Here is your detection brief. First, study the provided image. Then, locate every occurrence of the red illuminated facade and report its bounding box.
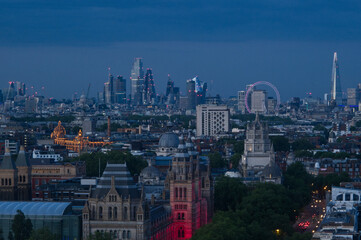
[166,140,213,239]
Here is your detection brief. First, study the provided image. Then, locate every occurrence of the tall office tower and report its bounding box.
[114,75,127,104]
[186,79,196,110]
[143,68,156,105]
[130,58,144,105]
[330,52,342,105]
[194,76,207,105]
[347,88,357,106]
[166,74,174,97]
[237,91,246,114]
[196,104,230,137]
[15,82,26,96]
[104,74,114,105]
[251,90,268,114]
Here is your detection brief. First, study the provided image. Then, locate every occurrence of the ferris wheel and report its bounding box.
[245,81,281,114]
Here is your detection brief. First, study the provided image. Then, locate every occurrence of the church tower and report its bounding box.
[16,146,31,200]
[168,138,212,239]
[0,148,18,200]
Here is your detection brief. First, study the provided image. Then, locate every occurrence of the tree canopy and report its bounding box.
[193,162,313,240]
[11,210,33,240]
[71,151,147,177]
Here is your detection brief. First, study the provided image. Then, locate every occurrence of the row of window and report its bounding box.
[96,229,131,239]
[175,204,187,210]
[91,206,138,221]
[1,178,12,186]
[336,193,360,201]
[175,187,187,199]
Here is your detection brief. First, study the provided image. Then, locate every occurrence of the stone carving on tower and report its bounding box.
[240,113,282,183]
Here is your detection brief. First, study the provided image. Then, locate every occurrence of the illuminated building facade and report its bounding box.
[166,139,213,239]
[51,121,111,153]
[143,68,156,105]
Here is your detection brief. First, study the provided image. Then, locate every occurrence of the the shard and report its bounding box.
[330,52,342,105]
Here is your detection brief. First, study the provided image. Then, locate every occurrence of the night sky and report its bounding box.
[1,0,361,100]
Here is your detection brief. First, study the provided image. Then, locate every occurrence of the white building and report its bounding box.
[251,90,267,114]
[32,149,63,162]
[196,104,230,137]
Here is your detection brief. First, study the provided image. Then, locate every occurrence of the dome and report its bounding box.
[140,165,161,179]
[158,133,179,148]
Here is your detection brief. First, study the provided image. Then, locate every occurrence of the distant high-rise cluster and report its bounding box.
[103,74,126,105]
[185,76,207,110]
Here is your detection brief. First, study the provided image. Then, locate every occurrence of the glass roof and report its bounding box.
[0,202,71,216]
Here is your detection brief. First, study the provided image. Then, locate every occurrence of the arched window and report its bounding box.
[108,207,112,219]
[184,188,187,199]
[336,194,343,201]
[179,187,182,198]
[92,206,96,219]
[9,179,11,186]
[99,206,103,219]
[124,207,128,220]
[23,176,26,182]
[1,179,3,185]
[109,195,112,202]
[175,187,178,198]
[202,177,205,188]
[133,206,137,220]
[114,207,117,219]
[178,227,185,238]
[122,230,126,239]
[353,194,359,201]
[127,230,131,238]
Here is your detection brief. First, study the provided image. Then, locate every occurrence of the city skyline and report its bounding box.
[1,46,361,102]
[1,1,361,101]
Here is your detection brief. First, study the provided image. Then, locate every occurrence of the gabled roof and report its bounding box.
[91,163,140,199]
[16,146,29,167]
[0,148,16,170]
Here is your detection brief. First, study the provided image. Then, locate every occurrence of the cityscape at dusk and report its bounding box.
[1,1,361,240]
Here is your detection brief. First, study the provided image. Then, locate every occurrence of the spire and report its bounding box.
[16,146,29,167]
[331,52,342,105]
[0,148,16,170]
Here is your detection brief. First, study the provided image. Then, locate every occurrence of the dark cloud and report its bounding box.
[1,0,361,45]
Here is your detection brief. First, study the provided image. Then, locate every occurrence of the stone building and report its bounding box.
[0,146,31,201]
[82,163,172,240]
[240,113,282,183]
[166,139,213,239]
[83,138,213,240]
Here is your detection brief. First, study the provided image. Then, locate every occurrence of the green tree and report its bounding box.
[8,232,14,240]
[283,162,313,211]
[29,228,60,240]
[208,152,226,168]
[270,136,290,152]
[73,151,147,177]
[214,176,247,211]
[233,141,244,155]
[12,210,33,240]
[291,139,314,151]
[229,153,241,169]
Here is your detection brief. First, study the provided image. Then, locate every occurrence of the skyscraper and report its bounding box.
[143,68,156,105]
[130,58,144,105]
[186,79,196,110]
[104,74,114,104]
[331,52,342,105]
[114,75,126,104]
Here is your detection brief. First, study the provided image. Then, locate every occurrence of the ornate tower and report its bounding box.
[0,148,18,200]
[168,138,213,239]
[16,146,31,200]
